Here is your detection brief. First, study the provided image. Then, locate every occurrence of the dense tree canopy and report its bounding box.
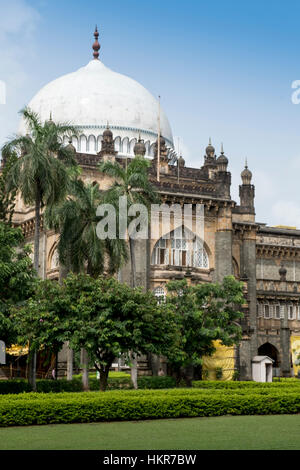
[12,274,178,391]
[0,223,36,345]
[165,276,244,383]
[0,151,18,224]
[64,274,177,391]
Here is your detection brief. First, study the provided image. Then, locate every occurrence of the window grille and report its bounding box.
[264,305,270,319]
[152,230,209,269]
[154,287,166,304]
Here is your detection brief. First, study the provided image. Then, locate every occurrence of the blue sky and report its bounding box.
[1,0,300,226]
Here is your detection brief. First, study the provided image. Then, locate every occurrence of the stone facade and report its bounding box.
[7,135,300,380]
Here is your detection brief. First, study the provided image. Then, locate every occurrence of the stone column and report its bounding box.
[214,207,233,282]
[238,336,252,380]
[241,231,258,367]
[280,304,291,377]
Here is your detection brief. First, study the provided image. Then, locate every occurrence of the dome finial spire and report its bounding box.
[93,25,101,60]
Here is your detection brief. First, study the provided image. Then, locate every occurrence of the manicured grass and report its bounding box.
[0,415,300,450]
[73,371,130,379]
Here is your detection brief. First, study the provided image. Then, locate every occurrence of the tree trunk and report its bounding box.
[129,237,138,389]
[99,366,110,392]
[29,190,41,392]
[130,352,138,390]
[28,347,37,391]
[81,348,89,391]
[66,342,73,381]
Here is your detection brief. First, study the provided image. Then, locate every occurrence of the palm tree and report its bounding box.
[46,178,128,390]
[99,155,159,388]
[2,107,78,390]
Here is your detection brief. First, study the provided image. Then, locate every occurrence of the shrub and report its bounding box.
[0,376,176,395]
[215,368,223,380]
[192,380,300,390]
[1,388,300,427]
[0,380,32,395]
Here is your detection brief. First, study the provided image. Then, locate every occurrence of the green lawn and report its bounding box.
[1,415,300,450]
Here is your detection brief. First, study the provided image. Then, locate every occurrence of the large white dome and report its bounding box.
[19,59,174,157]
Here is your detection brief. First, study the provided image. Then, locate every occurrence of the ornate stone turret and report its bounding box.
[241,160,252,185]
[98,125,117,161]
[204,138,217,166]
[239,160,255,214]
[216,143,228,172]
[134,135,146,157]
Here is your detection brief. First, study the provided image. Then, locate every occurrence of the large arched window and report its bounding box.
[151,227,209,269]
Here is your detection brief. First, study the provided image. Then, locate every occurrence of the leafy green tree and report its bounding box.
[45,178,128,277]
[0,223,36,346]
[11,280,69,366]
[99,156,159,287]
[64,274,177,392]
[0,150,18,224]
[99,156,159,387]
[45,178,128,389]
[2,107,78,390]
[165,276,244,385]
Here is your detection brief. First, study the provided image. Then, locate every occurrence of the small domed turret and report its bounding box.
[205,138,215,158]
[103,124,113,140]
[178,155,185,168]
[241,160,252,184]
[134,136,146,156]
[217,144,228,171]
[66,138,76,154]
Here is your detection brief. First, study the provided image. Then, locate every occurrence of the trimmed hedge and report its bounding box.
[1,388,300,427]
[192,380,300,390]
[0,376,176,395]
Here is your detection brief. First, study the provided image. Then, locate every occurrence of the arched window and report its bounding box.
[130,139,137,155]
[122,137,129,155]
[97,135,103,153]
[115,136,121,152]
[151,227,209,269]
[149,143,155,157]
[154,287,166,304]
[72,136,78,151]
[80,135,87,153]
[88,135,96,154]
[145,141,150,156]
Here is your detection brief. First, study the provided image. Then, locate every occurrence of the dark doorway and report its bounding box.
[258,343,280,368]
